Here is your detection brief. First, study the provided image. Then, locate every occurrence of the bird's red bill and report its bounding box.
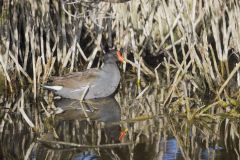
[119,128,128,141]
[116,51,124,63]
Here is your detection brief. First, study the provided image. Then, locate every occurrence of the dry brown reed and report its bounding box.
[0,0,239,116]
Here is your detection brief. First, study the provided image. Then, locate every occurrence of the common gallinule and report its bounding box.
[42,50,124,100]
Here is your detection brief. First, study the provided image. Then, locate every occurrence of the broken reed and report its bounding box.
[0,0,240,103]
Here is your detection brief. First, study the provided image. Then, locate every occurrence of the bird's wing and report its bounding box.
[50,68,101,88]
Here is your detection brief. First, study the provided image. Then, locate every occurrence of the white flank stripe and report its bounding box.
[71,88,84,92]
[44,85,63,91]
[70,85,94,93]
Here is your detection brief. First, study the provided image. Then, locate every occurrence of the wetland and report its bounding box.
[1,0,240,159]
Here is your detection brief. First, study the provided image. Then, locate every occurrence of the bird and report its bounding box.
[42,50,124,100]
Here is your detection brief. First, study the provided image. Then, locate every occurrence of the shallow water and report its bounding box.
[0,86,239,160]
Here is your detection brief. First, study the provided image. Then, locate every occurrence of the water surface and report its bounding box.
[0,85,239,160]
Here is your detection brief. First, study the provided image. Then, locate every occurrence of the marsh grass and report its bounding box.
[0,0,239,105]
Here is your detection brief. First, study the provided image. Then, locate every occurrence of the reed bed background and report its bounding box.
[0,1,240,113]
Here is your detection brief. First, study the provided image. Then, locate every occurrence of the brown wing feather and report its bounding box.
[50,68,100,88]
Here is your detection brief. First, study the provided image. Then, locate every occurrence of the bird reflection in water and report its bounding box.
[54,96,122,142]
[49,97,122,159]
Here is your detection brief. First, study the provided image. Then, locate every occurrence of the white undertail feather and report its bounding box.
[43,85,63,91]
